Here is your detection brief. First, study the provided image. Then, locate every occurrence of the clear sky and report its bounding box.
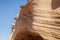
[0,0,27,40]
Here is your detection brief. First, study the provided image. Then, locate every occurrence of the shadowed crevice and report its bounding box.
[51,0,60,10]
[14,28,44,40]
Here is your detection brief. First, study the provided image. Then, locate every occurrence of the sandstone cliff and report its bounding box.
[9,0,60,40]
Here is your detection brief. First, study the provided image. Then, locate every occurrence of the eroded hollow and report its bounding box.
[14,26,44,40]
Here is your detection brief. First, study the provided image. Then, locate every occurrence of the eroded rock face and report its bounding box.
[32,0,60,40]
[14,26,44,40]
[9,0,60,40]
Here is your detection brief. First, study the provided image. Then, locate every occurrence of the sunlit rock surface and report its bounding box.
[8,0,60,40]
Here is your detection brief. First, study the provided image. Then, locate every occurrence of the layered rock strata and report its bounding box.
[8,0,60,40]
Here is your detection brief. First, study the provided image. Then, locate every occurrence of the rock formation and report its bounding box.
[8,0,60,40]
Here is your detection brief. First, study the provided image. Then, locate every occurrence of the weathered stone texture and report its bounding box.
[8,0,60,40]
[32,0,60,40]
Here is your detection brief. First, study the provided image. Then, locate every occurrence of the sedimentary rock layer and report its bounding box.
[9,0,60,40]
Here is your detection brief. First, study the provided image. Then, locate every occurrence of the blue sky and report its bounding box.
[0,0,27,40]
